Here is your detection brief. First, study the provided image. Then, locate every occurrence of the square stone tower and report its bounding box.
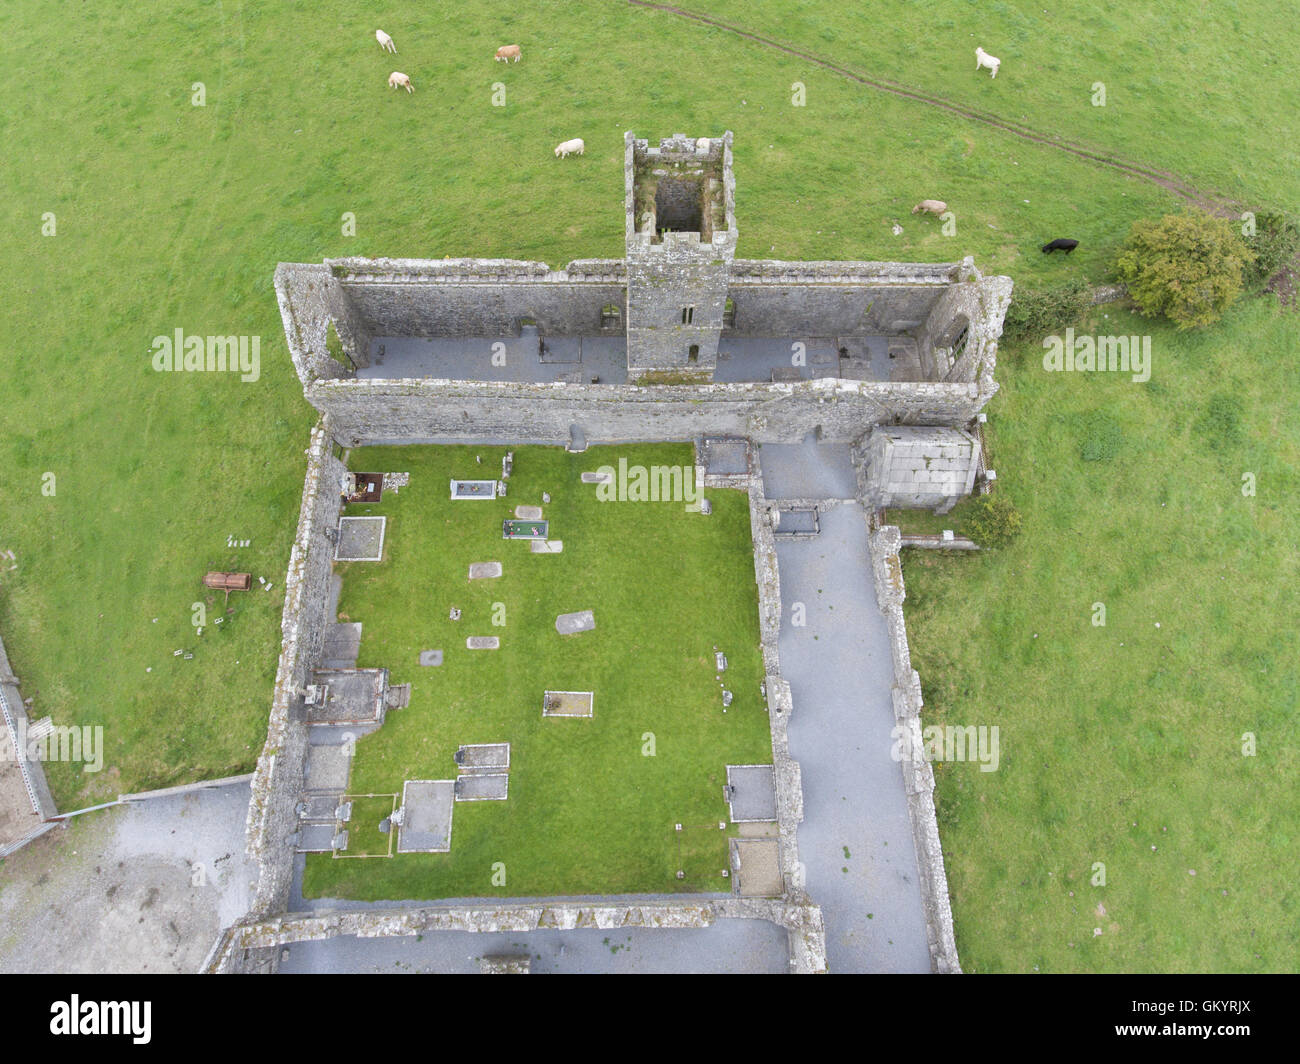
[624,131,737,380]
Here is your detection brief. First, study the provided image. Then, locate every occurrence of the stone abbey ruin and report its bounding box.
[210,133,1013,973]
[275,132,1010,467]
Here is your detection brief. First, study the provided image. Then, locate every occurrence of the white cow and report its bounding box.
[975,46,1001,78]
[388,71,413,93]
[376,29,396,54]
[911,199,947,216]
[554,138,585,158]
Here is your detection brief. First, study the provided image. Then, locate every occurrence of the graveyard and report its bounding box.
[301,442,773,901]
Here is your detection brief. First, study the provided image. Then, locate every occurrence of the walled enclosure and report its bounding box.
[274,256,1010,447]
[273,130,1012,432]
[233,131,1011,972]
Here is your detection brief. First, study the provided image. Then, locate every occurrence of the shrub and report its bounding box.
[1114,211,1255,329]
[965,493,1022,548]
[1242,210,1300,290]
[1001,277,1095,347]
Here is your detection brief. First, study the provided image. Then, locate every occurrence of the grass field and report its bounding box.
[686,0,1300,209]
[0,0,1295,969]
[901,299,1300,972]
[302,443,770,900]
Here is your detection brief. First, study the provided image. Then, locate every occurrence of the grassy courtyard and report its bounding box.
[302,443,771,900]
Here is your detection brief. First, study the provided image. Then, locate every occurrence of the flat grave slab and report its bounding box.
[320,622,362,669]
[455,742,511,771]
[455,773,510,801]
[467,636,500,650]
[542,690,594,718]
[581,470,612,484]
[305,669,388,725]
[730,837,783,897]
[303,744,352,793]
[514,505,543,520]
[396,780,455,853]
[335,516,387,561]
[503,519,548,540]
[299,794,341,822]
[530,539,563,553]
[555,609,594,634]
[468,561,503,579]
[419,649,444,667]
[702,437,751,476]
[296,822,339,853]
[726,764,778,823]
[343,472,384,503]
[450,479,498,500]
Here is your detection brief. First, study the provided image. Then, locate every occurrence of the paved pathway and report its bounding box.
[0,784,255,973]
[764,443,930,972]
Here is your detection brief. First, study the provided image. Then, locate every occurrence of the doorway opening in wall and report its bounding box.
[688,345,700,363]
[723,298,736,329]
[600,303,621,329]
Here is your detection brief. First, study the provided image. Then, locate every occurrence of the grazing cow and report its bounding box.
[1041,238,1079,254]
[975,46,1001,78]
[388,71,413,93]
[376,29,396,54]
[911,199,947,216]
[495,44,522,62]
[555,138,585,158]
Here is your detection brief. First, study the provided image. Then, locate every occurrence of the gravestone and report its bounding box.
[555,610,595,635]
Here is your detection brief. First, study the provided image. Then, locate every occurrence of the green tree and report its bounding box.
[1114,211,1254,329]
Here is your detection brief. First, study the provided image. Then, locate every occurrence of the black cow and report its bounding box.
[1041,238,1080,254]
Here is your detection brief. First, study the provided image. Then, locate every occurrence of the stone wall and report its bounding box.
[865,523,962,974]
[243,420,345,919]
[307,375,995,448]
[274,263,371,382]
[207,898,826,974]
[741,453,808,903]
[920,261,1014,387]
[329,258,627,342]
[0,629,58,856]
[726,260,954,338]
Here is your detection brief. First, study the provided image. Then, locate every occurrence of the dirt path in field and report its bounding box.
[1266,250,1300,307]
[629,1,1241,216]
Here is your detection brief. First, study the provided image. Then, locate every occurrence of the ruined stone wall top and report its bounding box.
[730,260,963,285]
[327,258,626,284]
